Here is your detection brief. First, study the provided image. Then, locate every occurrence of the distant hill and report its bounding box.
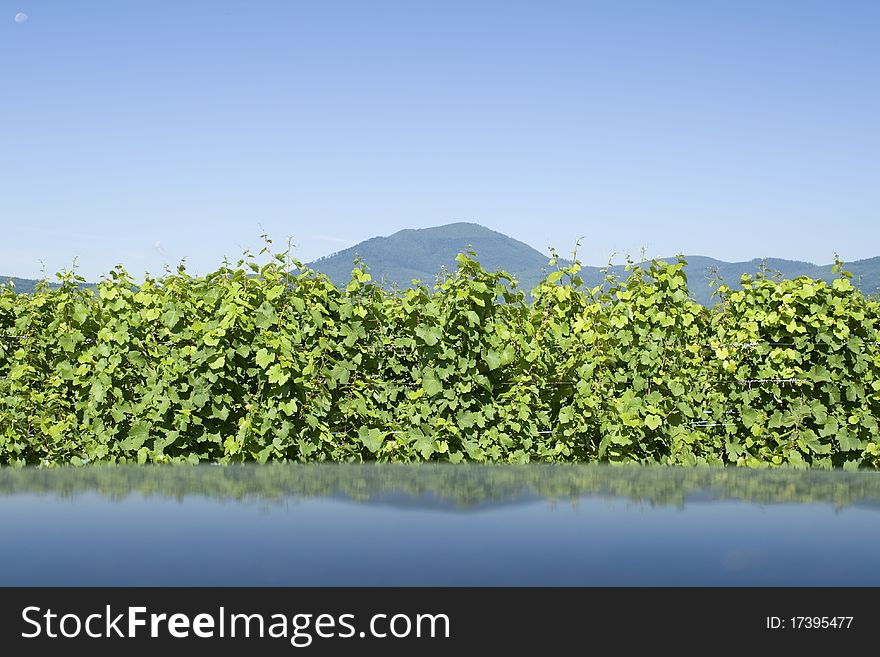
[664,255,880,305]
[5,223,880,305]
[0,276,96,295]
[308,223,880,305]
[308,222,556,293]
[0,276,60,294]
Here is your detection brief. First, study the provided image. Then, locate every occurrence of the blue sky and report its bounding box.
[2,1,878,280]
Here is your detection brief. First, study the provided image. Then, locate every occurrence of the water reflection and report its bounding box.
[0,463,879,509]
[0,465,879,586]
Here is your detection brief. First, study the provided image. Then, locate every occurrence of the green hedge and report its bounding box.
[2,246,879,467]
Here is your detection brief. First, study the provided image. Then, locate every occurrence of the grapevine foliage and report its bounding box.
[1,246,878,468]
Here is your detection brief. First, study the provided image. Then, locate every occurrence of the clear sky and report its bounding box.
[2,1,878,281]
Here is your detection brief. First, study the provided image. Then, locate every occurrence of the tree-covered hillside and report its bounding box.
[6,224,880,305]
[307,223,880,305]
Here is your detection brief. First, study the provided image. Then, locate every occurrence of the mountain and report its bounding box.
[669,256,880,305]
[0,277,96,295]
[308,223,880,305]
[5,224,880,305]
[308,222,557,293]
[0,277,60,294]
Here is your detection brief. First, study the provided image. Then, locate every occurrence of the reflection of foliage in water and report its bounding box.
[1,464,879,509]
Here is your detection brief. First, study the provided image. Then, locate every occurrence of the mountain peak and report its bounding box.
[309,223,552,289]
[388,222,505,239]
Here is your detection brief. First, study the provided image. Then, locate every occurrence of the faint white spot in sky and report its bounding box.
[14,12,28,24]
[153,241,169,260]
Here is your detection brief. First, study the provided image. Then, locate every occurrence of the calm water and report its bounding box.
[1,464,879,586]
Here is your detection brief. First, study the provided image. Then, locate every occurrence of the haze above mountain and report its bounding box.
[4,222,879,305]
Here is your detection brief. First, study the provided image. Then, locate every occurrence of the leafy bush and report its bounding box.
[2,245,878,467]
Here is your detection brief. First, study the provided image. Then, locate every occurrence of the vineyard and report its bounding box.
[2,244,879,468]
